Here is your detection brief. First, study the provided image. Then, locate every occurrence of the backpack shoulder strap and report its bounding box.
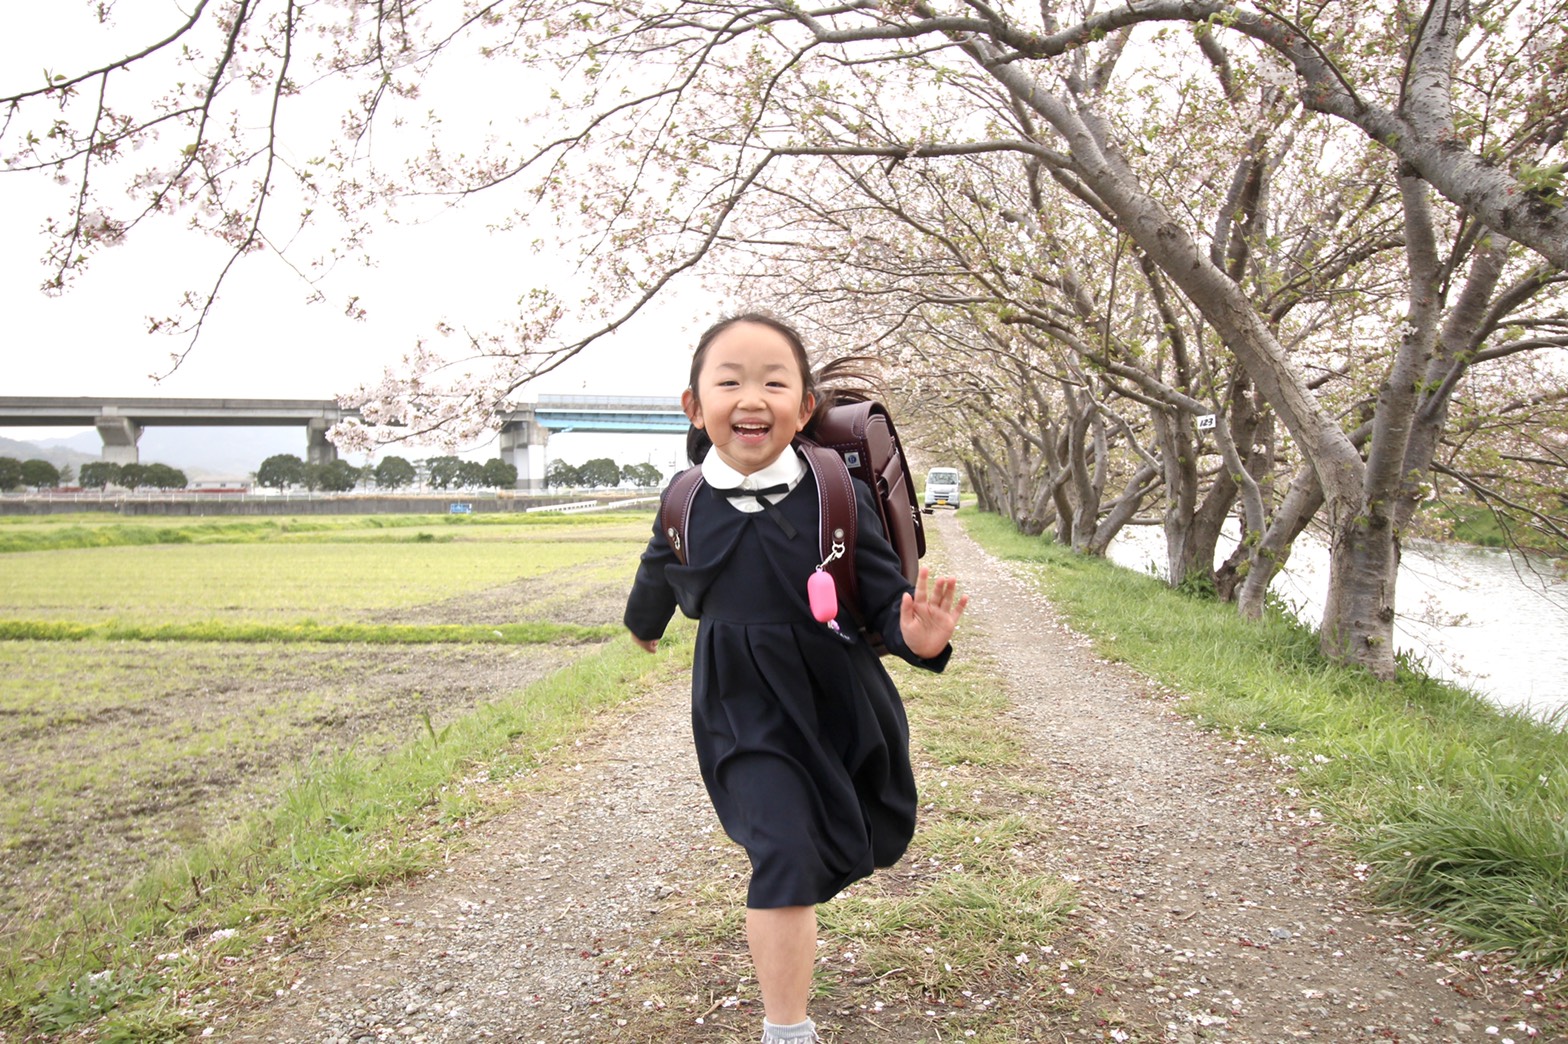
[658,466,705,565]
[796,440,862,622]
[810,399,925,575]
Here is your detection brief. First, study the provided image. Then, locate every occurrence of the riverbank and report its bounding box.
[978,510,1568,972]
[1105,521,1568,721]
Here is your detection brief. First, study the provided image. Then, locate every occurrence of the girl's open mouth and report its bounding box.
[733,423,771,442]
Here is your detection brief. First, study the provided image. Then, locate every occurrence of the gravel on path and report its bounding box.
[216,511,1558,1043]
[931,512,1554,1044]
[218,678,716,1043]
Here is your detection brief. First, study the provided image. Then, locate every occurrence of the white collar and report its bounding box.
[701,447,807,512]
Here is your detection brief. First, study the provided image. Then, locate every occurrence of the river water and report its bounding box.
[1105,527,1568,723]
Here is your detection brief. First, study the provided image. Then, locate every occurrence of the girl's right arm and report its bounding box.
[623,513,679,651]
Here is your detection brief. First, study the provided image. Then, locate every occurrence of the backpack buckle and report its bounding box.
[819,529,846,570]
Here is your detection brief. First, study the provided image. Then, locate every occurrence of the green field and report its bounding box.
[1,517,644,623]
[0,510,672,1039]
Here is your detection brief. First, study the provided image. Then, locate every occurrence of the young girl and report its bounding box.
[624,313,967,1044]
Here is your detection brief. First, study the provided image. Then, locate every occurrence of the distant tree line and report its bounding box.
[78,462,189,490]
[0,457,191,491]
[253,453,520,492]
[545,459,663,489]
[0,451,661,493]
[257,453,662,491]
[0,457,72,491]
[255,455,366,492]
[0,457,197,492]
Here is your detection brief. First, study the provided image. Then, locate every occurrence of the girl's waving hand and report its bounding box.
[900,566,968,660]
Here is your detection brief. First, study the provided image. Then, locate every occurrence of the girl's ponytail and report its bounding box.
[802,356,882,441]
[686,425,713,465]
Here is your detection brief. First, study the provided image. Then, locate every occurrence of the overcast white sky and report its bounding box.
[0,2,701,467]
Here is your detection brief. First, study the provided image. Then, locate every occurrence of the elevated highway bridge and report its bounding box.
[0,394,687,488]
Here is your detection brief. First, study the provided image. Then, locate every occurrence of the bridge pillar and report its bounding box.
[95,414,142,465]
[500,419,549,490]
[306,419,338,466]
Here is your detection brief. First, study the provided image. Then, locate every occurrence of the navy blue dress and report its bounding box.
[624,456,950,908]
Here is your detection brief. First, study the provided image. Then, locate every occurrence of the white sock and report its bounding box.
[762,1017,816,1042]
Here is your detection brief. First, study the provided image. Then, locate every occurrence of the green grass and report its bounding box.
[0,514,340,545]
[0,511,649,553]
[1,634,689,1040]
[0,538,638,622]
[1415,495,1567,556]
[962,509,1568,970]
[0,618,616,643]
[902,656,1024,768]
[1440,501,1511,547]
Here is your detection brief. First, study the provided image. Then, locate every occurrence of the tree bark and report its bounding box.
[1232,464,1324,619]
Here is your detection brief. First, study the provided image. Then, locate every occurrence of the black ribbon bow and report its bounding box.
[713,482,797,538]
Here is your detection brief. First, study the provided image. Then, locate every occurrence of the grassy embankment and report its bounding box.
[960,510,1568,969]
[0,512,676,1040]
[1421,496,1568,557]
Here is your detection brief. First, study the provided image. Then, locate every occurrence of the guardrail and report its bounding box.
[0,489,664,514]
[527,496,660,514]
[0,488,666,502]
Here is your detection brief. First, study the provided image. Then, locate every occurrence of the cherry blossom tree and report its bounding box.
[7,0,1568,679]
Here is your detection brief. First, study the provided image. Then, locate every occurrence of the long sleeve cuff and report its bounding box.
[877,610,952,672]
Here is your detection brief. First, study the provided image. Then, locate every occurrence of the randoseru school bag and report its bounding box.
[659,399,926,653]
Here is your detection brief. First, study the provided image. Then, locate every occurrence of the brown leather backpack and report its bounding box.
[658,400,926,652]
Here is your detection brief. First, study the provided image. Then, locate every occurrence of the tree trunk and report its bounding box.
[1311,171,1450,678]
[1232,464,1323,618]
[1319,512,1401,676]
[1155,408,1203,587]
[1087,460,1161,556]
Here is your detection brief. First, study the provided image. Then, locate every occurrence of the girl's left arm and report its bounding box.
[851,482,965,670]
[898,566,969,660]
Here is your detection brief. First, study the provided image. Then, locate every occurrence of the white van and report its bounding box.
[923,467,961,510]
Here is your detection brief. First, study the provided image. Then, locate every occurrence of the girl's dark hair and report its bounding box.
[684,313,880,464]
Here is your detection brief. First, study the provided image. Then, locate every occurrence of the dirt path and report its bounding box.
[217,670,712,1044]
[217,512,1552,1043]
[931,513,1547,1043]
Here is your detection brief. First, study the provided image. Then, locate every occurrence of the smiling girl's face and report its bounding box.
[682,320,816,475]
